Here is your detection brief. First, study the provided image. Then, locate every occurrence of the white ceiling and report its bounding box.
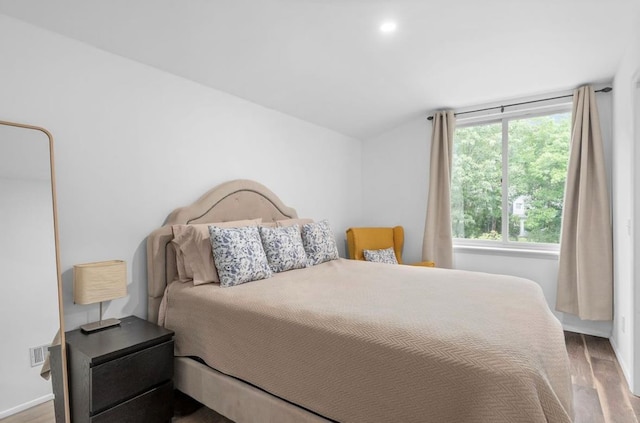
[0,0,638,139]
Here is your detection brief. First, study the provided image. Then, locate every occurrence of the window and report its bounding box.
[451,109,572,247]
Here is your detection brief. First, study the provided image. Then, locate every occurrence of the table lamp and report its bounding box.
[73,260,127,333]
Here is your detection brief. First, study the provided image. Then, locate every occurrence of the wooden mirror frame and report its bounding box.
[0,120,70,422]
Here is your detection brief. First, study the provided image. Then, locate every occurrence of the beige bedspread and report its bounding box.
[162,259,572,423]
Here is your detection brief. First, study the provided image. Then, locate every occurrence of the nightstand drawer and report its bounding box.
[91,340,174,413]
[91,380,173,423]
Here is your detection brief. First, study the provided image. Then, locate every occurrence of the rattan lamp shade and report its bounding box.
[73,260,127,333]
[73,260,127,304]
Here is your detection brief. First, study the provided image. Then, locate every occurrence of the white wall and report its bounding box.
[0,14,362,342]
[611,11,640,394]
[0,178,59,416]
[362,91,614,337]
[361,116,430,264]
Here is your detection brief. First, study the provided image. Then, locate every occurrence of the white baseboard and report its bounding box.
[0,394,54,419]
[561,323,612,338]
[610,337,635,394]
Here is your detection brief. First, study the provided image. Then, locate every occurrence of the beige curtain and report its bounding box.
[422,111,456,268]
[556,86,613,320]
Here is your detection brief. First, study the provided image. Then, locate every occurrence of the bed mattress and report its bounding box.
[162,259,572,423]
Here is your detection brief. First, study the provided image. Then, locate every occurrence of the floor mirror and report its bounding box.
[0,120,69,422]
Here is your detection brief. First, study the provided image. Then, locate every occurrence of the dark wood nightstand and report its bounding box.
[65,315,174,423]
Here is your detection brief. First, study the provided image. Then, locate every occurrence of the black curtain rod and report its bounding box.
[426,87,613,121]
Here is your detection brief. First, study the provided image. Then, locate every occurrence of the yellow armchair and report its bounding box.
[346,226,435,267]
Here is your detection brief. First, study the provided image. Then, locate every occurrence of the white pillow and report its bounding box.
[363,247,398,265]
[171,219,261,285]
[208,225,272,287]
[259,225,309,273]
[300,220,339,266]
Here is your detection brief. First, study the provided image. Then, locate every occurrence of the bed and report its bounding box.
[147,179,573,423]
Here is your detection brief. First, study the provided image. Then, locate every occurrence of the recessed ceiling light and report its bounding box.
[380,21,397,33]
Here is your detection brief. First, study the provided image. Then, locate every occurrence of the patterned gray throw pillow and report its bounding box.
[208,225,272,287]
[259,225,309,273]
[363,247,398,265]
[301,220,340,266]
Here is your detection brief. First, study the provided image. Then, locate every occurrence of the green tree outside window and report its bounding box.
[451,112,571,245]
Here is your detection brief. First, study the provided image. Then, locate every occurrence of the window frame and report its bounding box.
[451,104,573,252]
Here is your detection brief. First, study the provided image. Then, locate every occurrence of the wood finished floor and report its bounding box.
[0,401,54,423]
[3,332,637,423]
[566,331,640,423]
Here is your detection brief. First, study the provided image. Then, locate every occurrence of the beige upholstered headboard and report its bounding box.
[146,179,298,323]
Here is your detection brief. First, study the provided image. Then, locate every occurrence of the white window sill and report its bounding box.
[453,244,559,260]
